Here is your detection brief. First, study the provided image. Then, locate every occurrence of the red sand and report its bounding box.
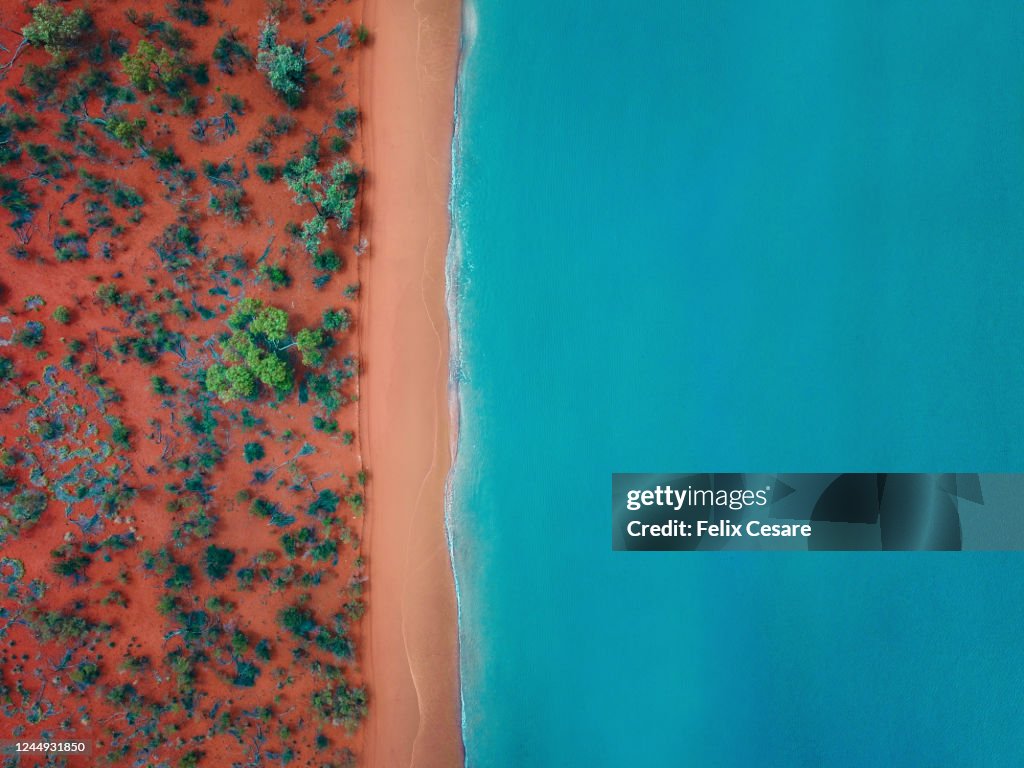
[0,0,466,762]
[0,0,466,764]
[358,0,464,765]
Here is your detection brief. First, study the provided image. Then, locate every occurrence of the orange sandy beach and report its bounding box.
[359,0,464,766]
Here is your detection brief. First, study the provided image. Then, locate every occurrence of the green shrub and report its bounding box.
[170,0,209,26]
[209,188,249,222]
[213,30,250,74]
[52,554,90,579]
[266,114,296,136]
[243,442,265,463]
[322,308,350,331]
[104,115,147,147]
[13,322,44,348]
[233,660,259,687]
[120,41,186,94]
[22,3,92,58]
[311,683,367,733]
[11,489,47,525]
[277,604,316,637]
[69,662,100,688]
[284,158,360,254]
[151,145,181,169]
[222,93,245,115]
[256,163,278,183]
[33,610,93,642]
[259,262,290,287]
[333,107,358,136]
[111,183,144,208]
[247,137,273,157]
[206,364,257,401]
[256,19,306,106]
[151,376,174,395]
[109,417,131,448]
[0,174,36,225]
[312,416,338,434]
[254,638,271,661]
[203,545,235,581]
[295,327,325,367]
[52,305,71,324]
[95,284,120,306]
[206,299,301,401]
[313,248,341,272]
[156,594,177,614]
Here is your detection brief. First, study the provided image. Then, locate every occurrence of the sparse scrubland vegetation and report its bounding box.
[0,0,370,764]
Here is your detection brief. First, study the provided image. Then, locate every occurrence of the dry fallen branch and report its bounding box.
[0,37,28,80]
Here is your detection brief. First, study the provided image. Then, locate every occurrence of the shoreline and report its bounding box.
[358,0,465,766]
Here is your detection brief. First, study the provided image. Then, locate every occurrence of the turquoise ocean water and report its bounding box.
[448,2,1024,765]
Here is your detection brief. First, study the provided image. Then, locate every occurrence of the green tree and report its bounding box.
[104,115,148,148]
[256,18,306,106]
[120,41,187,94]
[213,29,250,74]
[13,322,44,348]
[51,554,91,580]
[205,299,336,401]
[285,157,360,255]
[311,683,367,733]
[204,545,235,581]
[70,662,100,688]
[256,163,278,182]
[258,262,290,287]
[294,327,325,368]
[312,248,341,272]
[156,594,177,615]
[165,563,193,591]
[206,363,258,402]
[207,299,327,401]
[171,0,209,26]
[233,660,259,687]
[243,442,265,463]
[34,611,93,642]
[322,308,350,331]
[22,3,92,58]
[254,638,272,660]
[277,604,316,637]
[11,489,47,525]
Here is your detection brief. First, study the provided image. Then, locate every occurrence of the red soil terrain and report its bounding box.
[0,1,376,765]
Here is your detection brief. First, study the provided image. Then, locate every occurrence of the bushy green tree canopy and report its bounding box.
[278,604,316,637]
[206,298,328,401]
[294,328,325,368]
[203,545,235,581]
[22,3,92,58]
[120,40,187,94]
[256,18,306,106]
[207,299,293,401]
[104,115,148,148]
[285,156,360,255]
[311,682,367,733]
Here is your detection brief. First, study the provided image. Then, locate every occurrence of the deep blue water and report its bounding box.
[448,2,1024,765]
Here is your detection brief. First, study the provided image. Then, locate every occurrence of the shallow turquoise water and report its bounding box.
[449,1,1024,765]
